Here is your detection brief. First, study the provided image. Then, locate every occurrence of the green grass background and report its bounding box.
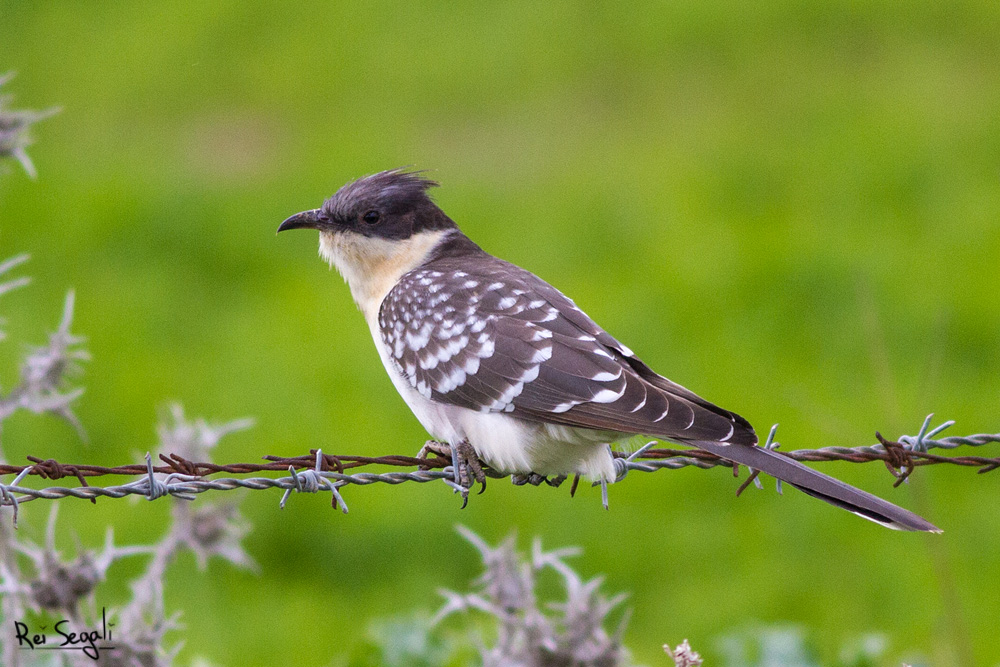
[2,1,999,664]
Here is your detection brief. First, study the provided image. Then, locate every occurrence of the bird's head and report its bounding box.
[278,168,453,240]
[278,168,460,319]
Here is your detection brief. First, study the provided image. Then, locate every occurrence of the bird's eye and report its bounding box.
[363,210,381,224]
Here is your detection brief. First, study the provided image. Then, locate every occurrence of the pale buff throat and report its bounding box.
[319,228,452,324]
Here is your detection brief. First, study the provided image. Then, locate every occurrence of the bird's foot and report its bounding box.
[430,438,486,508]
[511,473,566,487]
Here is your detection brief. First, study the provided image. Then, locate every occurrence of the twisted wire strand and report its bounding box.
[0,416,996,516]
[634,432,1000,470]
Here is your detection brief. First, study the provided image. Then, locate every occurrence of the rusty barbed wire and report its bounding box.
[0,415,995,518]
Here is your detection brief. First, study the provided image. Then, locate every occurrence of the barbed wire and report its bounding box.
[0,415,995,521]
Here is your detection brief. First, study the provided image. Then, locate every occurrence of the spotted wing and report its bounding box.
[378,255,755,446]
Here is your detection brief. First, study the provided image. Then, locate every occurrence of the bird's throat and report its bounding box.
[319,228,453,324]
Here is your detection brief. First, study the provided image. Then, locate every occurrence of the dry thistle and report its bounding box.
[664,639,703,667]
[0,72,59,178]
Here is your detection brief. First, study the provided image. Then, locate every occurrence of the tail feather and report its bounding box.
[687,439,941,533]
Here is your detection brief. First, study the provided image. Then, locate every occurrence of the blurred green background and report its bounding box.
[2,0,999,664]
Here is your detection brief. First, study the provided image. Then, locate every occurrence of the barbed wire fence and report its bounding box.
[1,414,998,520]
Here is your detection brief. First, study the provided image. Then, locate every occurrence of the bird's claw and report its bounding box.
[429,439,486,507]
[444,478,471,508]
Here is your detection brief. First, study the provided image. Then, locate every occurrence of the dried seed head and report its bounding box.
[30,552,100,613]
[664,639,703,667]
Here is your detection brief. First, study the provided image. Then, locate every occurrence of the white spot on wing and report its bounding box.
[529,328,553,341]
[517,364,540,384]
[490,379,526,410]
[591,387,625,403]
[439,335,469,362]
[530,345,553,363]
[438,367,467,393]
[464,355,481,375]
[405,328,431,350]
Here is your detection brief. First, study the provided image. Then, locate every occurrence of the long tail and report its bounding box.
[687,439,941,533]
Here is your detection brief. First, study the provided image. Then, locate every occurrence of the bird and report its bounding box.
[278,168,939,532]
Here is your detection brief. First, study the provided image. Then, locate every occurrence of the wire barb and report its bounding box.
[0,466,33,527]
[279,449,349,513]
[736,423,781,497]
[142,453,169,500]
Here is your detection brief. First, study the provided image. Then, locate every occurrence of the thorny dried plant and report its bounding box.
[0,253,254,666]
[0,289,89,438]
[0,254,84,665]
[664,639,702,667]
[434,526,632,667]
[156,403,254,466]
[0,99,258,665]
[0,73,58,179]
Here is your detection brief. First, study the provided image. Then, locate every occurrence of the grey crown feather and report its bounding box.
[322,168,439,220]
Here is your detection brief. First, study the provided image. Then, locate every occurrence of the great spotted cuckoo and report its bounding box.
[278,168,938,532]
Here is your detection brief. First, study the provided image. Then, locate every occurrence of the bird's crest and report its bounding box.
[323,168,439,220]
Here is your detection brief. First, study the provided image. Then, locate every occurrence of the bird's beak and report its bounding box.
[278,209,327,233]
